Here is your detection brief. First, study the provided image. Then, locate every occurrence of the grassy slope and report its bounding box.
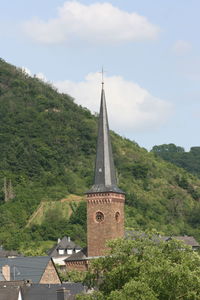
[1,58,200,253]
[26,194,84,226]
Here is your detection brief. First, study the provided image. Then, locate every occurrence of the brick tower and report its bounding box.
[86,82,125,257]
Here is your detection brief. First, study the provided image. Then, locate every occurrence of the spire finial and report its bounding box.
[100,67,105,88]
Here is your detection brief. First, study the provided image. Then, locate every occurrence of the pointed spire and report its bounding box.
[88,83,124,194]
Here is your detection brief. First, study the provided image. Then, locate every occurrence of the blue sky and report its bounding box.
[1,0,200,150]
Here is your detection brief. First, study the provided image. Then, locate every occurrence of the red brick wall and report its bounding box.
[87,192,125,257]
[66,260,88,271]
[40,260,61,284]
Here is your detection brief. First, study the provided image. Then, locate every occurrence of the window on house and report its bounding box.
[67,249,73,255]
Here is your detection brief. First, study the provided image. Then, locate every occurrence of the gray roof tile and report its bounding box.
[0,286,21,300]
[65,248,88,262]
[87,85,124,194]
[48,237,81,257]
[0,256,51,283]
[22,283,84,300]
[0,271,5,281]
[167,236,200,247]
[0,248,21,258]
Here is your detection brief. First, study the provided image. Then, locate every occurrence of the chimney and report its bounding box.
[2,265,10,281]
[67,237,71,242]
[58,238,61,244]
[25,279,32,287]
[56,287,71,300]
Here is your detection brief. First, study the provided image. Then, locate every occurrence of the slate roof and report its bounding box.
[0,286,21,300]
[0,246,21,258]
[65,248,88,262]
[0,280,28,287]
[87,84,124,194]
[126,231,200,248]
[0,270,5,281]
[166,236,200,247]
[22,283,84,300]
[0,256,52,283]
[48,236,81,257]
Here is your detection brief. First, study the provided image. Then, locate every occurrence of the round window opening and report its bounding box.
[96,211,104,223]
[115,212,120,222]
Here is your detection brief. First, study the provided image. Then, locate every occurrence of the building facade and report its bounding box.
[65,82,125,270]
[48,236,81,268]
[0,256,61,284]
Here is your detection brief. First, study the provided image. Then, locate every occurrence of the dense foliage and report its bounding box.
[77,233,200,299]
[151,144,200,178]
[1,58,200,253]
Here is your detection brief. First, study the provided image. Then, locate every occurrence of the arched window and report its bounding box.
[95,211,104,222]
[115,212,120,222]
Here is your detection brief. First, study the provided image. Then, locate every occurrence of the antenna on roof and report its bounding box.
[13,265,20,280]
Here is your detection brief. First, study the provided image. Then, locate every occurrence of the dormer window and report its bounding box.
[67,249,73,255]
[58,249,64,255]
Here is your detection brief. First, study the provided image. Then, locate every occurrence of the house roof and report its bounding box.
[167,236,200,247]
[87,84,124,194]
[0,280,29,287]
[126,231,200,248]
[48,237,81,257]
[0,286,21,300]
[0,256,52,283]
[0,247,21,258]
[22,283,84,300]
[0,271,5,281]
[65,247,88,262]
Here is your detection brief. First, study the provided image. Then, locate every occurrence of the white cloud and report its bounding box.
[54,73,172,134]
[173,40,192,55]
[21,67,48,82]
[22,67,32,76]
[23,1,159,44]
[36,72,47,82]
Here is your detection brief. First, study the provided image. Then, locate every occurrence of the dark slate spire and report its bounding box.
[87,83,124,194]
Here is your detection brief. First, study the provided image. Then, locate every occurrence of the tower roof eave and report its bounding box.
[86,184,125,194]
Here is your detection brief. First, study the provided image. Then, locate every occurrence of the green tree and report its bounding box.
[151,144,185,155]
[151,144,200,178]
[77,233,200,299]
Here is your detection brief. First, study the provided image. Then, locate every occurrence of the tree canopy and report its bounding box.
[77,233,200,300]
[151,144,200,178]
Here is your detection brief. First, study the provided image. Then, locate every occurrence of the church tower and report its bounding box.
[86,82,125,257]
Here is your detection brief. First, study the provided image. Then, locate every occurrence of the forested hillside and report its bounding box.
[1,58,200,254]
[151,144,200,178]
